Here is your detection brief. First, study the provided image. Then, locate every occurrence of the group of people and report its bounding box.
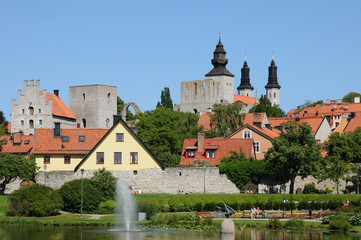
[251,206,264,219]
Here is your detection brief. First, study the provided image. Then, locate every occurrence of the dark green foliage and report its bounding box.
[136,107,201,166]
[349,215,361,226]
[7,184,63,217]
[96,200,115,214]
[342,91,361,103]
[265,121,324,194]
[303,183,320,194]
[329,219,351,231]
[156,152,180,168]
[219,151,267,192]
[58,179,102,213]
[208,103,244,137]
[138,201,159,220]
[268,217,282,229]
[284,219,305,230]
[91,168,116,201]
[157,87,173,110]
[249,95,285,117]
[0,153,38,195]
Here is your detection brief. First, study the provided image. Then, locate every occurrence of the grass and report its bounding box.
[0,195,7,217]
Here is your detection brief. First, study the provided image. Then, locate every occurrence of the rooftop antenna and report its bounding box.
[219,31,221,40]
[244,51,247,61]
[272,49,275,60]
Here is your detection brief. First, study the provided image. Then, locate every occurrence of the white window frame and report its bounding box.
[254,141,260,153]
[243,130,251,138]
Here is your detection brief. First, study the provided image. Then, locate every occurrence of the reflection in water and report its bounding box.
[1,226,361,240]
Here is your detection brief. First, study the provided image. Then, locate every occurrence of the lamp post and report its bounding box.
[203,164,206,194]
[43,164,47,186]
[80,169,85,216]
[289,168,294,218]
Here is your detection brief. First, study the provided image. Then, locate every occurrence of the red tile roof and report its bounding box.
[41,92,76,119]
[268,116,324,134]
[344,113,361,132]
[179,137,254,166]
[234,94,259,104]
[0,134,33,154]
[33,128,107,155]
[287,102,361,118]
[243,112,266,125]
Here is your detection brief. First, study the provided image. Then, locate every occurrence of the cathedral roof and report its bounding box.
[205,39,234,77]
[265,59,281,89]
[237,60,254,90]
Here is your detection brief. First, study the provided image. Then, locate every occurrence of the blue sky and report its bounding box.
[1,1,361,121]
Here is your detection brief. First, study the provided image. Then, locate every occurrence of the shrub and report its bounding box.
[328,198,343,210]
[329,219,351,231]
[58,179,102,213]
[202,216,213,226]
[96,200,115,214]
[349,215,361,226]
[303,183,320,194]
[322,214,337,224]
[269,217,282,229]
[91,168,116,201]
[138,201,159,220]
[7,184,63,217]
[284,219,305,230]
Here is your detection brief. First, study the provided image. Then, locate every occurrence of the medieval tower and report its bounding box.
[237,60,254,97]
[265,59,281,106]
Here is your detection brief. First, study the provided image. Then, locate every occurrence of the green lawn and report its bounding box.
[0,195,8,217]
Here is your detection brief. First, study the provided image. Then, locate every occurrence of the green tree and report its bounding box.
[0,153,38,194]
[91,168,116,201]
[342,92,361,103]
[136,107,201,166]
[249,95,285,117]
[0,111,8,136]
[208,103,244,137]
[117,96,135,121]
[265,121,324,194]
[157,87,173,110]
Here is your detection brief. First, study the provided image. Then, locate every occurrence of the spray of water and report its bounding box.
[115,178,137,231]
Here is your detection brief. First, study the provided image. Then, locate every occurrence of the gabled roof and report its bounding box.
[234,94,259,104]
[227,123,280,140]
[33,128,108,155]
[333,117,350,134]
[287,102,361,118]
[0,134,33,154]
[41,92,76,119]
[74,117,164,171]
[243,112,267,126]
[179,137,254,166]
[268,116,325,134]
[344,113,361,132]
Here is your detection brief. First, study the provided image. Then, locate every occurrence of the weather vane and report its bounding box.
[272,49,275,60]
[245,51,247,61]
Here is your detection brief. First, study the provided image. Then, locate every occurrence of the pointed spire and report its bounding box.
[265,58,281,89]
[237,58,254,91]
[205,37,234,77]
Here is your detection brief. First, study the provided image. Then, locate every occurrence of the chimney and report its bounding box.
[355,97,360,103]
[54,90,59,97]
[113,115,122,127]
[13,132,23,144]
[54,122,61,137]
[253,122,262,128]
[197,132,205,153]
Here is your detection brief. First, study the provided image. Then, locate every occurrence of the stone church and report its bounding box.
[176,38,281,113]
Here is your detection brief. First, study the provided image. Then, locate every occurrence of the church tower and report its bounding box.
[265,58,281,106]
[205,38,234,105]
[237,60,254,97]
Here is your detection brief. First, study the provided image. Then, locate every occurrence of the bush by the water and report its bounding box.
[329,219,351,231]
[59,179,102,213]
[284,219,305,230]
[349,215,361,226]
[96,200,115,214]
[91,168,116,201]
[268,217,282,229]
[7,184,63,217]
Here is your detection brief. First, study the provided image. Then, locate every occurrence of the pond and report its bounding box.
[0,226,360,240]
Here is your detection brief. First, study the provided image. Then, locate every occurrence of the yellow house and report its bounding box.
[74,117,164,172]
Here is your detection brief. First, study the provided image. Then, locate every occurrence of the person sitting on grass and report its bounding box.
[344,199,350,207]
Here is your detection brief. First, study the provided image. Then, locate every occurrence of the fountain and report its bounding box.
[115,178,137,231]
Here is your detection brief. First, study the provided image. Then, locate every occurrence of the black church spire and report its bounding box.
[205,38,234,77]
[237,60,254,91]
[265,59,281,89]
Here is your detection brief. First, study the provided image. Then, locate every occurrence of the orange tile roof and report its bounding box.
[268,116,324,134]
[234,94,259,104]
[33,128,107,155]
[179,137,254,166]
[344,114,361,132]
[41,92,76,119]
[243,112,266,125]
[287,102,361,118]
[0,134,33,154]
[227,123,280,140]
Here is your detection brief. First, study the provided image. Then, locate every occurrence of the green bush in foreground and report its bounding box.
[284,219,305,230]
[349,215,361,226]
[7,184,63,217]
[268,217,282,229]
[329,219,351,232]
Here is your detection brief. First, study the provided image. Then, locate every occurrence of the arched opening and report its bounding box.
[29,107,34,115]
[82,93,85,100]
[82,119,86,128]
[108,93,111,98]
[274,92,276,98]
[29,120,34,129]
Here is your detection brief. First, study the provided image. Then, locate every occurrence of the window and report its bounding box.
[64,156,71,164]
[82,93,85,100]
[96,152,104,164]
[186,150,195,158]
[29,120,34,129]
[39,109,42,113]
[82,119,86,128]
[24,140,30,145]
[335,122,340,127]
[206,150,215,159]
[22,109,25,114]
[29,107,34,115]
[254,141,260,153]
[116,133,124,142]
[39,119,42,125]
[44,156,50,164]
[79,136,85,142]
[61,136,70,142]
[130,152,138,164]
[114,152,122,164]
[243,130,251,138]
[21,120,24,126]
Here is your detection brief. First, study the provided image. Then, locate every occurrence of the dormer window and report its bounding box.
[206,150,215,159]
[186,150,195,158]
[79,136,85,142]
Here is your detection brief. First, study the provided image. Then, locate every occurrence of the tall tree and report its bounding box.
[249,95,285,117]
[208,103,244,137]
[0,111,8,136]
[157,87,173,110]
[342,92,361,103]
[265,121,324,194]
[0,153,37,194]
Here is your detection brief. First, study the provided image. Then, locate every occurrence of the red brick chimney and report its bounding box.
[197,132,205,152]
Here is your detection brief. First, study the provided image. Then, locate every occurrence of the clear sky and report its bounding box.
[1,1,361,121]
